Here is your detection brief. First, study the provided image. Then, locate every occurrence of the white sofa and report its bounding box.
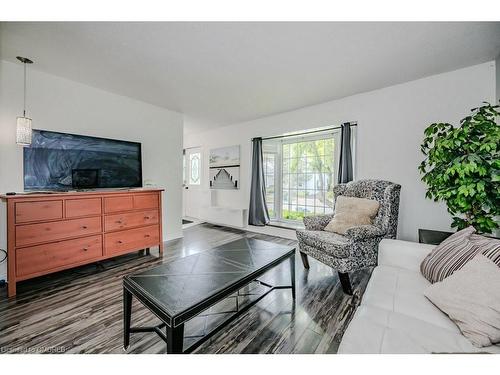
[338,239,500,354]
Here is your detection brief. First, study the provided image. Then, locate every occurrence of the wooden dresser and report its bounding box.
[1,189,164,297]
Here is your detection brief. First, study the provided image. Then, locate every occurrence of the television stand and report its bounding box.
[1,188,164,297]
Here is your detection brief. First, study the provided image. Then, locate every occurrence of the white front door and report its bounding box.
[183,147,202,218]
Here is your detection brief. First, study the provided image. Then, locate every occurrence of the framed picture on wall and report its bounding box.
[209,145,240,189]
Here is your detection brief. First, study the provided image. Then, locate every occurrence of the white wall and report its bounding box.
[496,55,500,102]
[185,61,497,242]
[0,60,184,280]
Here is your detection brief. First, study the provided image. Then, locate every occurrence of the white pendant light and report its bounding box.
[16,56,34,146]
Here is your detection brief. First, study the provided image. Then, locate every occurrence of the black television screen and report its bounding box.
[24,130,142,191]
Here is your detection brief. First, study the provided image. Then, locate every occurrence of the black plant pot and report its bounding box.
[418,229,453,245]
[418,228,499,245]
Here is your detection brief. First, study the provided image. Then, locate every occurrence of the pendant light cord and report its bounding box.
[23,62,27,117]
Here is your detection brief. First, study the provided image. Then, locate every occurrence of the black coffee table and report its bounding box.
[123,238,296,353]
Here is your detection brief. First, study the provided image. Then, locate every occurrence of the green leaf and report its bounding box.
[420,102,499,234]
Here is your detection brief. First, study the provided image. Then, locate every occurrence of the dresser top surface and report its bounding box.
[0,188,164,200]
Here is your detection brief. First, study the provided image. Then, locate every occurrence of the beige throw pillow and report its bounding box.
[324,196,380,235]
[424,254,500,348]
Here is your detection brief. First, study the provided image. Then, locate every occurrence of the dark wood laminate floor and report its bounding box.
[0,224,372,354]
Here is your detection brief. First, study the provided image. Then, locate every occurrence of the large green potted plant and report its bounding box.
[419,102,500,234]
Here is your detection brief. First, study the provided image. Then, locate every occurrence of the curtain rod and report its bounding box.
[252,122,357,142]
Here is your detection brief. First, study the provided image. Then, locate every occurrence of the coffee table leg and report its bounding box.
[290,252,296,300]
[123,287,132,350]
[166,324,184,354]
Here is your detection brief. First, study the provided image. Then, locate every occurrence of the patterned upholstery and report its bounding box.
[296,179,401,274]
[296,230,351,258]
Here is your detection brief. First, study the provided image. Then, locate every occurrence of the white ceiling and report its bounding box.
[1,22,499,134]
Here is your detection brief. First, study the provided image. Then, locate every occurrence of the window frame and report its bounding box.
[263,129,345,224]
[262,152,277,219]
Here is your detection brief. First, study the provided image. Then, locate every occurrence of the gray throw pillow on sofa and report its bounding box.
[424,254,500,348]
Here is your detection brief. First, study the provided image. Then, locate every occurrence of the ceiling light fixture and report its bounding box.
[16,56,34,146]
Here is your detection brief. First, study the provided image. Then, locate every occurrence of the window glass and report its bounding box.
[189,152,201,185]
[281,136,335,221]
[263,152,276,218]
[262,132,341,222]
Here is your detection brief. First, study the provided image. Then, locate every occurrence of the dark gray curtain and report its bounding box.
[248,138,270,226]
[337,122,353,183]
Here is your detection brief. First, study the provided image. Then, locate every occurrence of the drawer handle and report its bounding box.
[83,247,89,252]
[144,234,150,238]
[117,240,123,244]
[82,225,88,229]
[116,220,123,224]
[144,216,151,220]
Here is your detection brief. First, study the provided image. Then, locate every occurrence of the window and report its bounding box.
[263,152,276,218]
[263,129,349,222]
[189,152,201,185]
[282,138,334,220]
[183,151,186,185]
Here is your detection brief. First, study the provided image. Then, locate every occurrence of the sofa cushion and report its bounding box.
[361,265,460,332]
[324,196,380,235]
[424,254,500,347]
[378,239,435,272]
[338,305,500,354]
[296,230,350,258]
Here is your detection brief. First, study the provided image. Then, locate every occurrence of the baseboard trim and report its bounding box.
[268,222,304,231]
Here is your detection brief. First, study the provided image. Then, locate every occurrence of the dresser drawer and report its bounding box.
[105,209,159,232]
[105,225,160,256]
[65,198,102,218]
[104,196,134,213]
[16,217,102,247]
[15,200,63,224]
[16,235,102,278]
[133,194,159,210]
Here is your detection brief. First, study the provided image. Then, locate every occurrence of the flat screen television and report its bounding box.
[24,130,142,191]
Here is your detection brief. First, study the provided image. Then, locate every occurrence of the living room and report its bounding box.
[1,1,500,373]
